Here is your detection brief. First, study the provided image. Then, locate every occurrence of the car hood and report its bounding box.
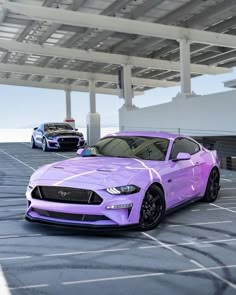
[45,130,82,137]
[31,157,166,188]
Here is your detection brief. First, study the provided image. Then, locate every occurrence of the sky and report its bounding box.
[0,67,235,129]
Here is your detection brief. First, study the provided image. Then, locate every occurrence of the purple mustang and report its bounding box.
[26,131,220,230]
[31,122,85,151]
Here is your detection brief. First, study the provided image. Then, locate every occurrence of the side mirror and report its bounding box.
[33,127,38,130]
[77,148,85,156]
[173,152,191,162]
[77,148,93,157]
[74,128,78,131]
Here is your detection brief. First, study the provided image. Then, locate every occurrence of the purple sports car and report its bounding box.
[31,122,85,151]
[26,131,220,230]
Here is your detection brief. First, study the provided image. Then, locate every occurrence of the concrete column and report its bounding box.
[180,40,191,95]
[64,89,75,128]
[89,80,96,113]
[87,80,101,145]
[123,64,133,109]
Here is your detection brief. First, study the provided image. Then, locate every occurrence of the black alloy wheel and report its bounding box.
[42,138,48,152]
[139,184,165,231]
[31,137,37,149]
[203,168,220,202]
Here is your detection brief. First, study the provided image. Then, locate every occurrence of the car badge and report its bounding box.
[58,190,71,197]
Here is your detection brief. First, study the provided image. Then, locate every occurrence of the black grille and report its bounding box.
[58,138,78,143]
[31,186,102,205]
[32,208,109,222]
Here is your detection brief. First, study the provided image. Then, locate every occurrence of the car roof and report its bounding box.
[43,122,69,125]
[105,131,180,140]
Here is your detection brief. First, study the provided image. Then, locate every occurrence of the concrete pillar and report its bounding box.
[123,64,133,109]
[89,80,96,113]
[87,81,101,145]
[180,40,191,95]
[64,89,75,128]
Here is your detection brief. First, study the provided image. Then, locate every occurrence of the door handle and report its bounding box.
[195,162,200,166]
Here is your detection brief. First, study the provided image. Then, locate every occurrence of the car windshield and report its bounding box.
[89,136,169,161]
[45,123,73,131]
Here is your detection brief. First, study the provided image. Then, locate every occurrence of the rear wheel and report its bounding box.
[42,138,48,152]
[202,168,220,202]
[139,184,165,231]
[31,137,37,149]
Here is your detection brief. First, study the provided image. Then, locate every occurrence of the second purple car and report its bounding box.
[31,122,85,151]
[26,131,220,231]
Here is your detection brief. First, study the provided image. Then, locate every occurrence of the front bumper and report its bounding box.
[47,137,85,150]
[25,214,139,230]
[25,184,144,229]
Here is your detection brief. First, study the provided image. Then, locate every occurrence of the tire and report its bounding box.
[139,184,166,231]
[42,138,48,152]
[31,137,37,149]
[202,168,220,202]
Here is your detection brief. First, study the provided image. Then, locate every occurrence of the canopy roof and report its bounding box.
[0,0,235,95]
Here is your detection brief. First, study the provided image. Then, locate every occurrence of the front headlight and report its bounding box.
[106,185,140,195]
[47,136,55,140]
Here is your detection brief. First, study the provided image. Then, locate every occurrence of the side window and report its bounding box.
[170,138,200,159]
[37,124,44,132]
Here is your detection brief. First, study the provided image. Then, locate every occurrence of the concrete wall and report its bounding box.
[119,90,236,136]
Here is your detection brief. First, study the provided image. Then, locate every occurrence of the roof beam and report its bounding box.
[39,0,86,45]
[0,62,178,88]
[0,7,7,23]
[0,77,144,96]
[0,40,231,75]
[2,1,236,49]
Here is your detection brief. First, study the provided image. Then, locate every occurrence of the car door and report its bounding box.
[35,124,44,146]
[165,138,202,208]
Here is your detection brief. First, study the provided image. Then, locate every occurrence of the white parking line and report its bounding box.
[62,272,165,286]
[221,178,232,182]
[9,284,49,291]
[221,188,236,190]
[203,238,236,244]
[0,234,42,240]
[210,203,236,213]
[0,208,25,212]
[0,256,32,261]
[216,202,236,205]
[207,207,236,211]
[0,186,25,188]
[0,265,11,295]
[54,153,70,159]
[0,150,35,171]
[43,248,130,257]
[220,196,236,199]
[142,232,182,256]
[168,221,232,227]
[1,199,25,202]
[177,264,236,274]
[190,260,236,289]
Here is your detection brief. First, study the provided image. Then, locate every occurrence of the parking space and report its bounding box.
[0,143,236,295]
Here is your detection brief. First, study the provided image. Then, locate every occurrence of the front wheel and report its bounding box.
[42,138,48,152]
[31,137,37,149]
[202,168,220,202]
[139,184,166,231]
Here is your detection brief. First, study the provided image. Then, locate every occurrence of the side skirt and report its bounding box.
[165,196,202,215]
